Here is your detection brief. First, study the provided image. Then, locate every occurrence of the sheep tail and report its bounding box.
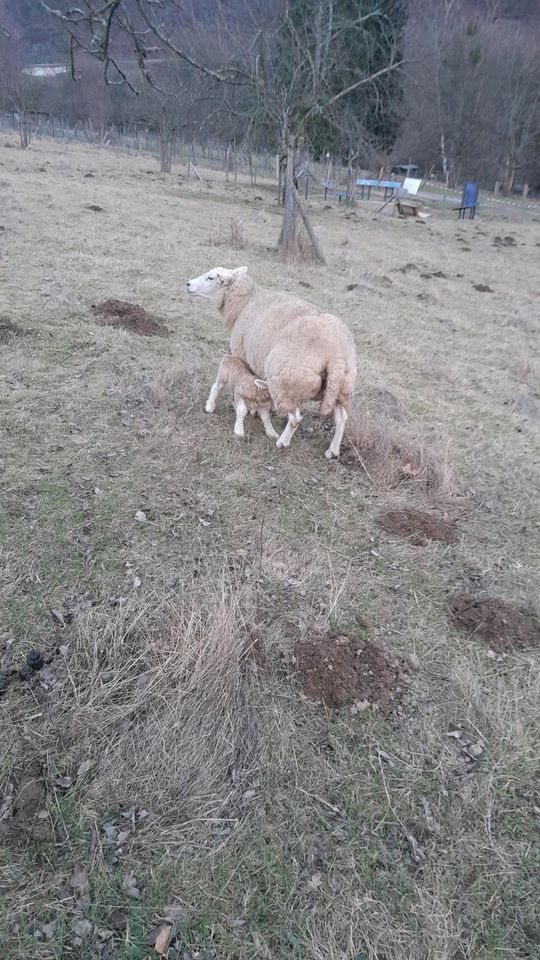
[319,358,346,416]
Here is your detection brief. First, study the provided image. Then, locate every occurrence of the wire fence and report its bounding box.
[2,112,538,221]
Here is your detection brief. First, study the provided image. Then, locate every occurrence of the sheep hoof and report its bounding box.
[325,447,338,460]
[205,402,216,413]
[234,428,245,438]
[276,438,289,449]
[266,429,280,440]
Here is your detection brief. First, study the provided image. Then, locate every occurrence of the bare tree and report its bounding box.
[43,1,403,261]
[395,0,540,191]
[486,26,540,193]
[0,25,39,147]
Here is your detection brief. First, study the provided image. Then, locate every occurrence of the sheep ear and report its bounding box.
[254,378,267,390]
[235,266,248,277]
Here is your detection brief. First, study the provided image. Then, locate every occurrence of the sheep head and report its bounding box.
[186,266,248,302]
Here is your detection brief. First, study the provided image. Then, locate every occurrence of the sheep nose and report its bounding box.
[186,282,191,290]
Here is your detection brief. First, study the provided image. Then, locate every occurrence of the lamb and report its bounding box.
[186,266,357,458]
[206,353,279,440]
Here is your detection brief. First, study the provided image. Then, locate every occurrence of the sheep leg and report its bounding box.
[325,405,348,459]
[233,398,248,437]
[205,374,223,413]
[276,409,302,449]
[258,407,280,439]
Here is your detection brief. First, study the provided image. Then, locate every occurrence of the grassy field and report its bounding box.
[1,133,539,960]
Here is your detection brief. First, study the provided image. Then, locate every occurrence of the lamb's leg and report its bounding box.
[276,408,302,449]
[258,406,279,439]
[205,372,223,413]
[325,405,347,459]
[233,398,248,437]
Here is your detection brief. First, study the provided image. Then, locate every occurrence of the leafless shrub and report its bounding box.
[48,579,277,832]
[228,216,247,250]
[209,217,248,250]
[344,409,458,494]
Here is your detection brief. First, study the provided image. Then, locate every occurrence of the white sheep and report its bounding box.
[187,266,357,458]
[206,353,279,439]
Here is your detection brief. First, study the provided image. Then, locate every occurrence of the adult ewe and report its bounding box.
[186,266,357,458]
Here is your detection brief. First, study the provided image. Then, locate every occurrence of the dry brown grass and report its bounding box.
[344,409,458,495]
[46,577,275,831]
[1,133,539,960]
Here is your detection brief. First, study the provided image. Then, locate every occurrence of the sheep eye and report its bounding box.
[207,276,214,281]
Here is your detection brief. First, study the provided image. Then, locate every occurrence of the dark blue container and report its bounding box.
[458,181,479,219]
[461,181,479,208]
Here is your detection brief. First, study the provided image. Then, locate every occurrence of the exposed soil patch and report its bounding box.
[0,317,24,343]
[447,595,540,651]
[473,283,494,293]
[378,508,456,545]
[421,270,448,279]
[398,262,420,274]
[493,234,516,248]
[85,203,105,212]
[0,761,48,842]
[295,632,407,712]
[92,299,168,337]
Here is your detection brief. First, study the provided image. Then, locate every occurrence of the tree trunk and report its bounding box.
[439,132,448,182]
[278,141,326,264]
[502,158,515,196]
[345,153,357,207]
[160,133,173,173]
[294,187,326,264]
[279,140,297,258]
[19,113,30,149]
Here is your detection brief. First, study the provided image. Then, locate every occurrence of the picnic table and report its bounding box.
[356,178,401,199]
[321,178,401,203]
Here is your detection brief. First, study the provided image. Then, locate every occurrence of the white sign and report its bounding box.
[402,177,422,195]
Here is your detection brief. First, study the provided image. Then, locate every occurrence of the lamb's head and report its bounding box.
[186,266,248,303]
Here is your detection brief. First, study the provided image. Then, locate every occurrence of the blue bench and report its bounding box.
[321,182,348,202]
[356,178,401,199]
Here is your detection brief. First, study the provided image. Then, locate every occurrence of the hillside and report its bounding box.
[2,0,539,68]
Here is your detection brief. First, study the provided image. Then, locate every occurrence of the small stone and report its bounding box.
[407,652,421,671]
[71,919,93,938]
[468,743,484,758]
[242,789,256,802]
[41,920,58,940]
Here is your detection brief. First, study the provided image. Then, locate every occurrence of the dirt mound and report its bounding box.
[295,632,407,712]
[378,508,456,545]
[473,283,494,293]
[0,317,24,343]
[447,595,540,651]
[493,234,516,247]
[92,300,167,337]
